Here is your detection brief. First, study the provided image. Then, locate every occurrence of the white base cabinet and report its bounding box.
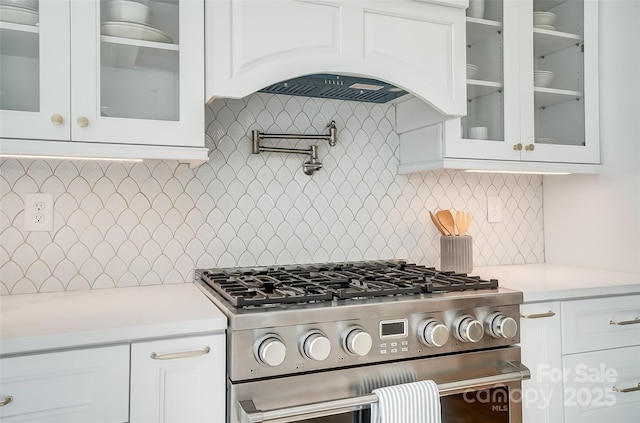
[519,302,565,422]
[520,295,640,423]
[0,345,129,423]
[130,334,226,423]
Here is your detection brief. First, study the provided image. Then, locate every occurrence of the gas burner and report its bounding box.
[199,260,499,308]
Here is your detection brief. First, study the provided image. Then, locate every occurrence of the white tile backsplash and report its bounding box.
[0,93,544,295]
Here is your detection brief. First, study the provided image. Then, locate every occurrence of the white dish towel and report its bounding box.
[370,380,442,423]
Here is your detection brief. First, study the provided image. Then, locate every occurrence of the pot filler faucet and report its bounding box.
[250,121,337,175]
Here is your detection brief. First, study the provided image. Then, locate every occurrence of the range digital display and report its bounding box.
[379,319,408,338]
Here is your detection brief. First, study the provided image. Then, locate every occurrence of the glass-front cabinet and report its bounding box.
[398,0,600,173]
[0,0,207,165]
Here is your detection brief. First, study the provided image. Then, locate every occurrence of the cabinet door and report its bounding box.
[519,302,565,423]
[0,0,71,141]
[444,0,522,161]
[71,0,204,147]
[563,346,640,423]
[0,345,129,423]
[130,334,226,423]
[524,0,600,164]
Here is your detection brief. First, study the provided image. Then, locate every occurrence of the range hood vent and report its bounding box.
[259,74,408,104]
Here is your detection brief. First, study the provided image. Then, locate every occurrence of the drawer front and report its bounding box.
[0,345,129,422]
[562,295,640,354]
[563,346,640,423]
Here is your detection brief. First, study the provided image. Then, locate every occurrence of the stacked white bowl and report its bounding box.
[106,0,151,25]
[534,70,554,87]
[533,11,556,29]
[466,64,479,79]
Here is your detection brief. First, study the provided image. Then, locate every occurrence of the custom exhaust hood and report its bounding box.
[205,0,469,122]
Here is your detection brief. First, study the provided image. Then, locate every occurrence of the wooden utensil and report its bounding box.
[429,211,448,236]
[436,210,456,236]
[457,211,472,236]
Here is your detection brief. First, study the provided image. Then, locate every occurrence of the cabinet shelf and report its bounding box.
[467,80,503,100]
[100,35,179,51]
[0,20,39,34]
[534,29,582,57]
[534,87,582,108]
[466,17,502,45]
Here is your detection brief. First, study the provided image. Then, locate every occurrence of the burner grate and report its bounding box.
[199,260,499,308]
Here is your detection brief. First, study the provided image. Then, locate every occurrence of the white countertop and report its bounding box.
[0,283,227,356]
[474,263,640,303]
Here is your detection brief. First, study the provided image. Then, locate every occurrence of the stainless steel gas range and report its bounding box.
[196,260,530,423]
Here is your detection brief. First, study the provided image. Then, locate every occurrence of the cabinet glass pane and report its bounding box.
[99,0,179,121]
[533,0,585,146]
[463,0,504,142]
[0,1,40,112]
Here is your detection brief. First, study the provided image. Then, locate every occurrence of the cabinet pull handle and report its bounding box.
[76,116,89,128]
[520,311,555,319]
[150,346,210,360]
[609,317,640,326]
[612,383,640,393]
[0,396,13,407]
[51,114,64,126]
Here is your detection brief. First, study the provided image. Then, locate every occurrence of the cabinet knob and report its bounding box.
[513,143,523,151]
[77,117,89,128]
[51,114,64,126]
[525,144,535,151]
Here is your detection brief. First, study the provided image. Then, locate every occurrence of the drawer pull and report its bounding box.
[521,311,556,319]
[612,383,640,393]
[609,317,640,326]
[150,346,210,360]
[0,396,13,407]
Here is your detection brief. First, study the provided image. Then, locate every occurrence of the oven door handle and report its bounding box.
[237,361,530,423]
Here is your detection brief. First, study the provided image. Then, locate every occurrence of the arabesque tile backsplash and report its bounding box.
[0,94,544,295]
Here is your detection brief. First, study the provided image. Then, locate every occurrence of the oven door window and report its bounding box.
[288,387,512,423]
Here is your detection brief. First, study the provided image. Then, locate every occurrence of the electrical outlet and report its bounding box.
[487,196,502,223]
[24,193,54,232]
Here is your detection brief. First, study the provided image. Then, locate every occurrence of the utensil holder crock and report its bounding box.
[440,235,473,273]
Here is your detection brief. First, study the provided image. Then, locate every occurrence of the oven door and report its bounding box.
[230,346,530,423]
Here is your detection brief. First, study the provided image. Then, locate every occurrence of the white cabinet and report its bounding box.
[563,346,640,423]
[130,334,226,423]
[0,0,207,166]
[519,302,565,422]
[520,295,640,423]
[205,0,467,118]
[0,345,129,423]
[560,295,640,422]
[397,0,600,174]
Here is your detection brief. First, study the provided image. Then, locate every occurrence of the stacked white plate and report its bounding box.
[534,70,554,87]
[101,0,173,44]
[0,0,38,25]
[533,11,556,30]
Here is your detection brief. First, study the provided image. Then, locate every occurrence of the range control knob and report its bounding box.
[302,331,331,361]
[418,319,450,347]
[454,315,484,343]
[343,327,372,356]
[255,335,286,367]
[486,313,518,339]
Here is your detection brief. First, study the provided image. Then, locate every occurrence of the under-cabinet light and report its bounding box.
[462,170,571,175]
[0,154,143,163]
